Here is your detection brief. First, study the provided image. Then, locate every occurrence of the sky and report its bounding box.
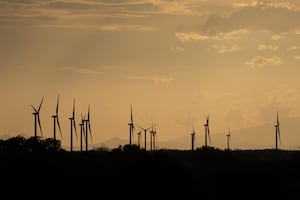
[1,0,300,150]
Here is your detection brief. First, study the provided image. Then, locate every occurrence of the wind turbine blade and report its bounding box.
[130,104,133,123]
[278,127,281,145]
[57,117,62,139]
[56,95,59,115]
[73,120,78,141]
[83,125,86,139]
[87,104,90,121]
[31,105,38,113]
[89,123,93,144]
[73,99,75,118]
[208,127,211,145]
[38,96,44,112]
[37,115,43,138]
[135,123,143,130]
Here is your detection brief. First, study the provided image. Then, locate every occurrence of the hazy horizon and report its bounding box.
[2,0,300,150]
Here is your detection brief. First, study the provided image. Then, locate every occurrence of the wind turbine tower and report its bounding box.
[84,105,92,151]
[137,131,142,147]
[191,126,195,151]
[136,125,151,151]
[52,96,62,150]
[204,115,211,148]
[79,114,85,152]
[226,128,231,150]
[69,100,77,152]
[152,123,157,151]
[128,104,135,145]
[274,112,281,150]
[31,96,44,139]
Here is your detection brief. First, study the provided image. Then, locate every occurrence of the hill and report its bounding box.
[1,147,300,199]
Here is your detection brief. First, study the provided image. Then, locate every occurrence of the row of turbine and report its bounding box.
[127,104,158,151]
[189,112,281,151]
[31,96,92,152]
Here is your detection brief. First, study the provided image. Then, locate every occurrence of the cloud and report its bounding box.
[201,5,300,33]
[257,44,278,51]
[175,29,249,42]
[286,46,299,51]
[61,67,103,75]
[212,44,239,53]
[128,75,173,87]
[170,46,185,52]
[245,56,283,69]
[294,55,300,60]
[175,32,209,42]
[38,24,156,32]
[98,24,156,32]
[271,34,284,40]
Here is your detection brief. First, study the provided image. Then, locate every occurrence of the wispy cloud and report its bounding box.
[175,29,249,42]
[286,46,299,51]
[127,75,173,87]
[294,55,300,60]
[212,44,239,53]
[271,34,284,41]
[61,67,103,75]
[257,44,278,51]
[245,56,283,69]
[170,46,185,52]
[38,24,156,32]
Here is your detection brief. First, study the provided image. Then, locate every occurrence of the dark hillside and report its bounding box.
[2,148,300,199]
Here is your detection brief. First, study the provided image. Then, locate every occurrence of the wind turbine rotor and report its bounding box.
[31,105,38,113]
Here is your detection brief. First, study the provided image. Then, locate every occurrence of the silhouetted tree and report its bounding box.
[123,144,141,152]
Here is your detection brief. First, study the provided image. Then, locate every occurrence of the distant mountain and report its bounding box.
[94,137,128,149]
[93,117,300,151]
[158,117,300,150]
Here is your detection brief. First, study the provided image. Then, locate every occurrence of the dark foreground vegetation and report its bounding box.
[1,135,300,199]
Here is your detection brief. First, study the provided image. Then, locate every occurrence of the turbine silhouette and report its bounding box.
[31,96,44,139]
[152,123,157,151]
[52,96,62,150]
[128,104,135,145]
[84,105,92,151]
[136,124,151,151]
[191,126,195,151]
[204,115,211,147]
[226,128,231,150]
[69,99,77,152]
[274,112,281,150]
[136,131,142,147]
[79,114,85,152]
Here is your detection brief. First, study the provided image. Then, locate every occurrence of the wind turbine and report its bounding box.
[52,96,62,150]
[204,115,211,148]
[150,122,154,151]
[274,112,280,150]
[136,131,142,147]
[69,99,77,152]
[31,96,44,139]
[128,104,135,145]
[79,114,85,152]
[191,126,195,151]
[136,124,151,151]
[226,128,231,150]
[84,105,92,151]
[152,123,157,151]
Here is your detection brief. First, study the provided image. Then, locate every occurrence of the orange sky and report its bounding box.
[1,0,300,150]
